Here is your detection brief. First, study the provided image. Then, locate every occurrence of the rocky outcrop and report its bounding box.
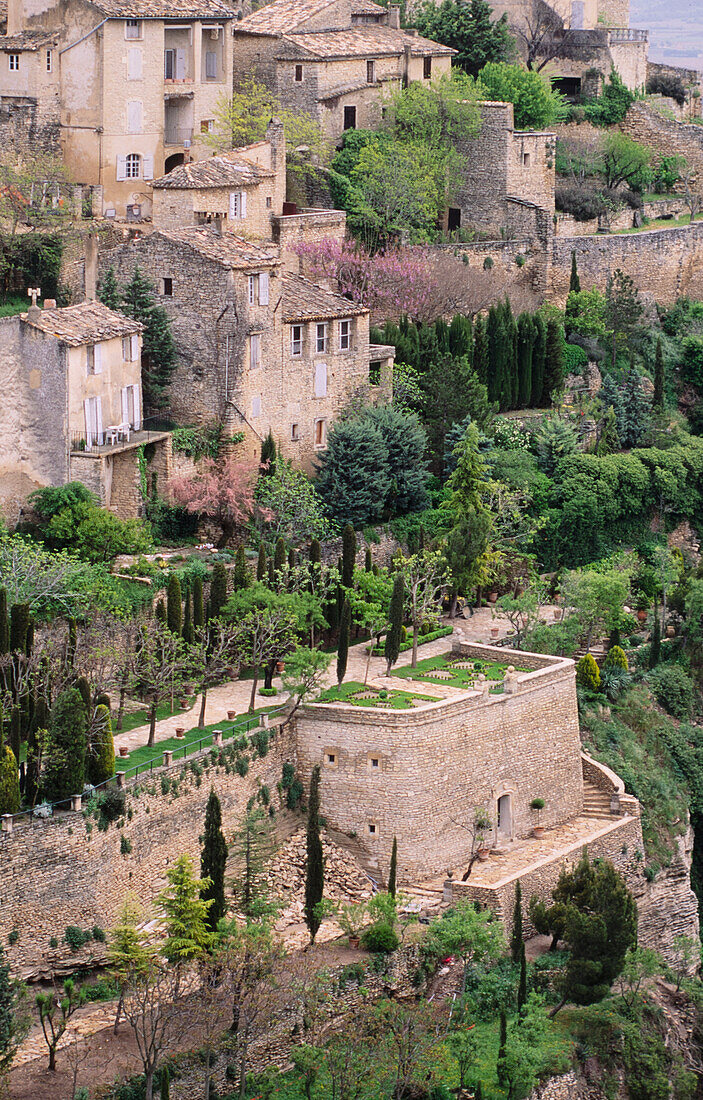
[636,823,700,970]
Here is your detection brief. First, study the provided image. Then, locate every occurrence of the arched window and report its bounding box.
[125,153,141,179]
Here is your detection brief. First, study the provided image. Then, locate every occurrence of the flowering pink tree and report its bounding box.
[169,455,262,546]
[293,238,439,323]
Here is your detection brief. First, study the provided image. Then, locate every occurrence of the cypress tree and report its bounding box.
[649,605,661,668]
[497,1011,508,1087]
[155,598,167,624]
[182,589,193,646]
[273,538,286,574]
[67,617,77,668]
[166,574,182,635]
[288,547,297,569]
[511,880,523,964]
[200,788,228,932]
[337,598,351,684]
[260,430,277,475]
[435,317,450,354]
[192,576,204,628]
[0,590,8,656]
[486,305,502,405]
[43,687,87,802]
[76,676,92,717]
[569,250,581,295]
[9,604,29,655]
[304,765,324,944]
[531,313,547,407]
[365,546,372,572]
[10,707,20,767]
[542,320,565,407]
[341,523,356,588]
[653,336,665,409]
[388,836,398,898]
[385,573,405,675]
[160,1066,170,1100]
[473,314,488,386]
[448,314,472,360]
[507,306,518,411]
[256,545,267,581]
[309,539,321,566]
[89,704,115,785]
[517,942,528,1013]
[517,314,534,409]
[231,545,250,591]
[621,358,649,447]
[0,746,19,815]
[25,619,33,658]
[209,562,228,619]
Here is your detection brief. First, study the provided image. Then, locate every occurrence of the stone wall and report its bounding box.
[620,101,703,192]
[293,644,584,882]
[0,97,60,155]
[0,722,297,980]
[272,210,346,275]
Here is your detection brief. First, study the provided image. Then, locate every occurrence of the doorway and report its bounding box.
[164,152,185,173]
[497,793,512,840]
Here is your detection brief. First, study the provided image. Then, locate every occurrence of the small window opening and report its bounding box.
[294,64,303,81]
[163,277,173,296]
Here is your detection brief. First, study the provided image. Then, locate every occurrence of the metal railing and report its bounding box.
[164,127,194,147]
[69,416,170,455]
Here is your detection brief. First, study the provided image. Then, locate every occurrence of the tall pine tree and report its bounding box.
[209,562,228,619]
[120,266,177,410]
[542,320,565,407]
[531,313,547,406]
[388,836,398,898]
[341,524,356,588]
[304,766,324,944]
[98,266,121,310]
[166,574,182,635]
[200,789,228,932]
[473,314,488,386]
[517,314,535,409]
[385,572,405,674]
[337,598,351,684]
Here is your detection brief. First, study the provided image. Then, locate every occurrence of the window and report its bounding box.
[121,383,141,429]
[86,343,102,375]
[343,105,356,130]
[291,325,302,356]
[266,196,272,208]
[200,118,215,133]
[339,319,351,350]
[205,50,217,80]
[366,59,375,83]
[368,823,377,835]
[8,54,19,71]
[229,190,246,219]
[314,362,327,397]
[122,335,139,361]
[316,323,327,353]
[125,19,141,39]
[294,64,303,81]
[314,418,326,448]
[326,753,336,764]
[251,395,261,418]
[369,360,381,385]
[522,151,531,168]
[163,277,173,297]
[46,49,52,73]
[248,273,269,306]
[250,333,261,369]
[84,395,103,447]
[291,423,300,441]
[127,47,142,79]
[118,152,141,180]
[164,47,185,80]
[423,55,432,79]
[370,757,379,768]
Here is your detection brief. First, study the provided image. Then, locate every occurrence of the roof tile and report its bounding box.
[156,226,281,269]
[152,149,274,189]
[23,301,142,346]
[93,0,235,19]
[278,24,453,56]
[282,272,367,322]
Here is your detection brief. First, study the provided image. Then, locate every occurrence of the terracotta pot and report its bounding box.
[490,627,499,638]
[488,592,498,604]
[227,709,237,721]
[276,660,285,673]
[118,746,129,758]
[532,826,545,839]
[348,935,360,949]
[477,848,491,862]
[666,625,676,638]
[174,727,185,739]
[553,608,563,621]
[637,609,648,623]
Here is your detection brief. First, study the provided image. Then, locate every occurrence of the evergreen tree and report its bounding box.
[342,524,356,588]
[620,359,649,447]
[448,314,473,360]
[497,1011,508,1087]
[304,765,324,944]
[507,304,518,410]
[649,607,661,668]
[534,417,578,478]
[388,836,398,898]
[98,266,122,311]
[309,540,321,566]
[0,590,8,656]
[517,314,535,409]
[43,688,87,802]
[158,853,213,964]
[653,336,665,409]
[209,562,228,620]
[288,547,297,569]
[473,314,488,386]
[531,313,547,407]
[192,576,204,628]
[120,266,177,409]
[200,788,228,933]
[597,405,621,456]
[435,317,450,354]
[160,1066,170,1100]
[166,574,182,635]
[413,0,513,76]
[576,653,601,691]
[517,942,528,1013]
[260,430,277,475]
[385,573,405,674]
[182,588,193,646]
[337,598,351,684]
[155,599,166,624]
[88,704,115,785]
[9,708,19,766]
[542,320,565,406]
[256,545,267,582]
[9,604,29,656]
[273,538,286,574]
[76,676,91,716]
[511,880,523,964]
[231,806,274,919]
[232,546,251,592]
[569,251,581,295]
[0,941,28,1073]
[365,547,372,572]
[315,418,391,528]
[0,746,19,815]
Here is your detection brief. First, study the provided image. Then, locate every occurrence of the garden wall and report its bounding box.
[620,102,703,186]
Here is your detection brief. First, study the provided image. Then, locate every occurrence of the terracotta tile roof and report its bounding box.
[237,0,336,34]
[23,301,142,346]
[282,273,367,322]
[351,0,385,12]
[156,226,281,269]
[279,24,454,58]
[93,0,235,18]
[152,150,274,189]
[0,30,58,49]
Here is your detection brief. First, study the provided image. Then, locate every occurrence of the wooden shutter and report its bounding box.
[251,395,261,418]
[116,155,127,181]
[84,398,95,447]
[121,386,130,425]
[96,396,103,444]
[240,190,247,218]
[314,362,327,397]
[205,50,217,78]
[127,100,142,133]
[131,384,141,430]
[127,47,142,79]
[143,153,154,181]
[93,342,103,374]
[259,272,269,305]
[229,191,239,219]
[130,333,139,360]
[175,48,186,79]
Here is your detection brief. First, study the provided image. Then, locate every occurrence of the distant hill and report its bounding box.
[630,0,703,70]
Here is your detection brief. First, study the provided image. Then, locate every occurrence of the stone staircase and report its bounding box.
[582,779,612,819]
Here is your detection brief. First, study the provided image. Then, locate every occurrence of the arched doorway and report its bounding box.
[497,793,512,841]
[164,152,185,174]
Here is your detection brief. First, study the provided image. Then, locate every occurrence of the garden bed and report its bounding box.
[391,653,528,690]
[369,625,453,656]
[316,681,436,710]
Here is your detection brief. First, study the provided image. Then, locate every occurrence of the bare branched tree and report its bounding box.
[514,0,574,72]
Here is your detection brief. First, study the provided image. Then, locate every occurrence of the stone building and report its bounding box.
[99,224,393,468]
[232,0,454,142]
[0,0,237,217]
[0,298,170,518]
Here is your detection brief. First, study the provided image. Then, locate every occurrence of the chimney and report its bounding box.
[266,116,287,215]
[213,215,223,236]
[43,299,57,310]
[6,0,23,37]
[388,4,400,28]
[84,232,98,301]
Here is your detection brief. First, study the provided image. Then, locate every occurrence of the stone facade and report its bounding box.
[293,643,584,881]
[621,101,703,195]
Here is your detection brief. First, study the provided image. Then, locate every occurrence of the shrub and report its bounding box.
[576,653,601,691]
[647,73,686,106]
[88,704,115,785]
[252,729,270,757]
[235,755,249,777]
[258,687,277,697]
[96,787,126,824]
[43,687,87,802]
[555,180,607,221]
[64,926,92,953]
[563,343,589,375]
[361,923,399,953]
[648,664,693,719]
[120,835,133,856]
[92,925,106,942]
[603,645,628,671]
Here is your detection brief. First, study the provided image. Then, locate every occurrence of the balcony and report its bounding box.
[608,28,648,44]
[164,126,193,147]
[70,426,170,456]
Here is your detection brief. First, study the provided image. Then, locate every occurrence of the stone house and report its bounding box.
[0,298,170,518]
[100,224,393,468]
[0,0,237,217]
[232,0,454,142]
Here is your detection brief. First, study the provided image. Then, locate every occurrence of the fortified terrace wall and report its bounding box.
[0,644,697,980]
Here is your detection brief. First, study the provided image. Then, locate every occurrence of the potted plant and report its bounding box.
[636,595,650,623]
[118,745,129,758]
[490,626,500,638]
[474,808,493,860]
[530,797,546,838]
[174,727,186,739]
[227,709,237,720]
[338,901,367,948]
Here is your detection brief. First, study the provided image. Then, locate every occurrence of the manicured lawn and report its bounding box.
[120,705,281,773]
[391,653,529,689]
[117,699,196,734]
[316,680,436,709]
[614,213,694,234]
